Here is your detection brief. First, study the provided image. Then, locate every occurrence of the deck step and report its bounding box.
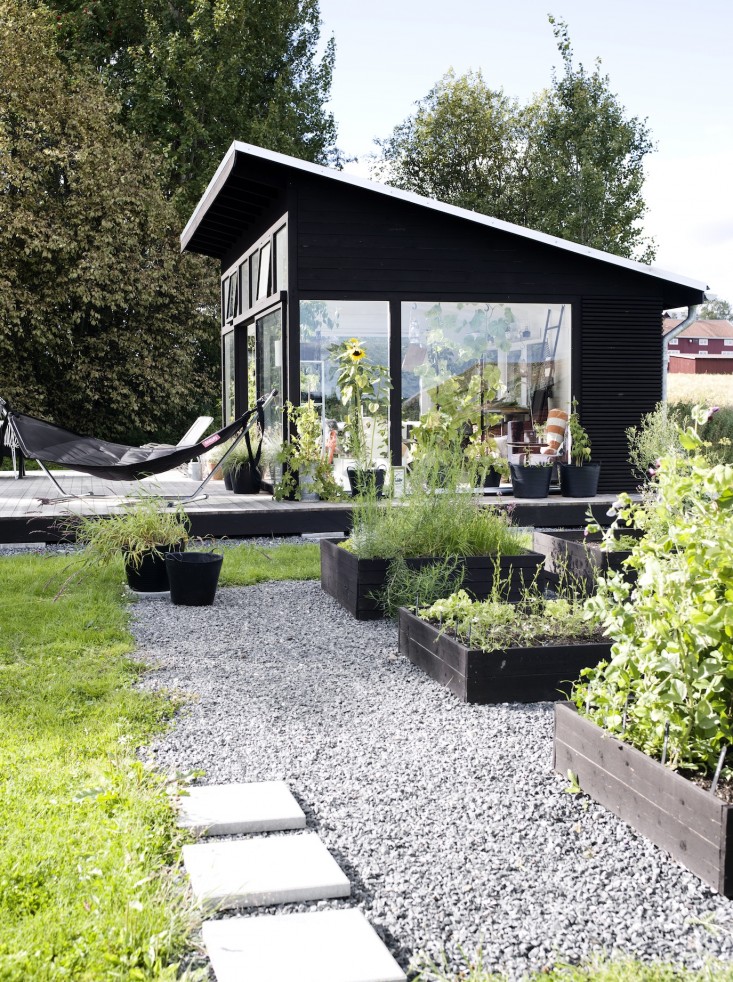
[202,909,406,982]
[177,781,306,836]
[183,832,350,911]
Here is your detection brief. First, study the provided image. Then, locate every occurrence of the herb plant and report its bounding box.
[568,398,592,466]
[575,407,733,777]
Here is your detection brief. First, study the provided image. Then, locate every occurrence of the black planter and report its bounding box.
[165,551,223,606]
[483,468,502,488]
[224,472,233,491]
[229,465,262,494]
[346,465,387,498]
[554,702,733,896]
[124,544,184,593]
[399,608,612,703]
[559,462,601,498]
[509,463,552,499]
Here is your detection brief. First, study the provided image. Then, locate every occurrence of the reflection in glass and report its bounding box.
[300,300,391,483]
[274,226,287,292]
[257,242,271,301]
[222,331,235,424]
[256,309,282,441]
[400,301,570,464]
[239,258,249,313]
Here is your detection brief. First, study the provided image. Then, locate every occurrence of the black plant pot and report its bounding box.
[347,465,387,498]
[483,469,502,488]
[224,472,233,491]
[165,551,223,606]
[509,463,552,499]
[229,465,262,494]
[559,462,601,498]
[124,544,184,593]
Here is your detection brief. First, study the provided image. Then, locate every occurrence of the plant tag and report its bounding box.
[392,466,406,498]
[711,746,727,796]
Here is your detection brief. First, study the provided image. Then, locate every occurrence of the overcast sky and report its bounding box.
[317,0,733,308]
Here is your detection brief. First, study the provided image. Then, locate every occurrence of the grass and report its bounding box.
[0,540,319,980]
[414,952,733,981]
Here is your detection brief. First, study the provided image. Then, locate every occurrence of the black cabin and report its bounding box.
[181,142,708,492]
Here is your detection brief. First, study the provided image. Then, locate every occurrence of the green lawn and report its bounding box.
[0,541,319,980]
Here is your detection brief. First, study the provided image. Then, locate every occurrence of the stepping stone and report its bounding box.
[202,908,406,982]
[177,781,306,836]
[183,832,350,911]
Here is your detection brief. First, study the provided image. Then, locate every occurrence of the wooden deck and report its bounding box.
[0,470,624,544]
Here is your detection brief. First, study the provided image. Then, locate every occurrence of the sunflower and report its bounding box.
[348,345,366,362]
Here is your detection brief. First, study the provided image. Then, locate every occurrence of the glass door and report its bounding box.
[255,307,283,442]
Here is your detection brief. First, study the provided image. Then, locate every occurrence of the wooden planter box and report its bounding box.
[554,702,733,896]
[398,607,612,703]
[320,538,545,621]
[533,529,636,591]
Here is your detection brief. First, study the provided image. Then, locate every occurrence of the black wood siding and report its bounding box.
[579,298,663,492]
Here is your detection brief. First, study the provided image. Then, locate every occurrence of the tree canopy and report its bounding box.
[0,0,218,443]
[700,298,732,320]
[372,17,656,263]
[45,0,337,219]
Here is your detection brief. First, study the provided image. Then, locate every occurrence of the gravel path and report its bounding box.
[132,579,733,980]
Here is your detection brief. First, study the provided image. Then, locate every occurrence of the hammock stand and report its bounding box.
[0,390,277,504]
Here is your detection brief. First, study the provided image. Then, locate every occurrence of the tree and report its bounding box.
[0,0,218,443]
[372,69,529,225]
[524,17,655,262]
[371,18,656,263]
[45,0,338,220]
[700,298,732,320]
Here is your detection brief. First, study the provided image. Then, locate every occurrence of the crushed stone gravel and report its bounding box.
[130,577,733,980]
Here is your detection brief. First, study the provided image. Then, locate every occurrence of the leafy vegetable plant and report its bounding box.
[575,406,733,777]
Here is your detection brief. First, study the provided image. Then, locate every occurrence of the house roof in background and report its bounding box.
[181,142,709,300]
[663,318,733,338]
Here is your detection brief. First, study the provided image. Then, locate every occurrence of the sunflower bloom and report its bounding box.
[348,346,366,362]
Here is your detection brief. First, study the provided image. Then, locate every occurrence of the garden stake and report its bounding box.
[661,720,670,766]
[621,692,630,733]
[711,746,727,796]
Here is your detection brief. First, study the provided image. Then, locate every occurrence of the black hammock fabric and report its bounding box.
[0,403,263,482]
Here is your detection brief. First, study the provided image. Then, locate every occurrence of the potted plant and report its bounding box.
[273,400,346,502]
[464,432,510,488]
[329,337,391,497]
[559,399,601,497]
[399,587,611,703]
[220,423,262,494]
[60,496,190,593]
[508,444,553,498]
[556,407,733,895]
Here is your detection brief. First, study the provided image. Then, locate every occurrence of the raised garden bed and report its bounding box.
[533,528,637,591]
[398,607,612,703]
[554,701,733,896]
[320,538,545,621]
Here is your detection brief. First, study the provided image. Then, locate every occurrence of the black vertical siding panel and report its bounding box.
[580,298,663,493]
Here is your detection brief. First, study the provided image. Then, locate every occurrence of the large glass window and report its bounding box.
[256,242,272,301]
[274,226,287,292]
[401,301,571,464]
[300,300,390,481]
[222,331,235,424]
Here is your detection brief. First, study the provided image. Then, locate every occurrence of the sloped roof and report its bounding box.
[182,141,709,298]
[663,318,733,338]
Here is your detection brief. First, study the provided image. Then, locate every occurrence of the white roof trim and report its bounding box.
[182,140,708,294]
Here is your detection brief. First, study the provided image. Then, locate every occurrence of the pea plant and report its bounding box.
[575,406,733,777]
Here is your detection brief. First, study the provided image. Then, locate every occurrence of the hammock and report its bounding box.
[0,391,276,501]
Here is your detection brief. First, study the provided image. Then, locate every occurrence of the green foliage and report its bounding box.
[375,556,465,620]
[669,402,733,467]
[0,553,201,980]
[58,497,191,582]
[626,402,686,480]
[372,18,655,262]
[576,408,733,777]
[699,298,732,320]
[46,0,338,221]
[329,337,391,470]
[0,0,219,444]
[348,456,529,561]
[419,587,598,653]
[568,398,592,465]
